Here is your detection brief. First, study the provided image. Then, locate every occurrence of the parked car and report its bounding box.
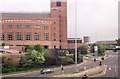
[40,69,54,74]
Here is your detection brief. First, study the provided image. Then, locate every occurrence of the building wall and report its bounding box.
[0,0,68,51]
[83,36,90,43]
[51,0,68,49]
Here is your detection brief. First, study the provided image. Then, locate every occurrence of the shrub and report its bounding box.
[58,56,74,65]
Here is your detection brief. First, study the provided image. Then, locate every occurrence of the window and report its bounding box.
[44,45,49,49]
[60,46,61,49]
[0,32,5,41]
[16,32,22,40]
[54,39,56,41]
[16,25,22,28]
[8,25,13,28]
[25,32,32,40]
[34,32,40,40]
[44,26,49,29]
[54,45,56,49]
[8,32,13,40]
[34,26,40,29]
[56,2,61,7]
[60,40,62,42]
[26,25,31,28]
[43,33,49,41]
[54,33,56,37]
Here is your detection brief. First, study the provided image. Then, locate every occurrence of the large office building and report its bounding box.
[0,0,68,51]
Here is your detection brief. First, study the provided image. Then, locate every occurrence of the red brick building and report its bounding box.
[67,38,84,49]
[0,0,68,51]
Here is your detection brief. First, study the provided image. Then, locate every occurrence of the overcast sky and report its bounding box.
[0,0,119,42]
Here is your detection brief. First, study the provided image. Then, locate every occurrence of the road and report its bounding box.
[102,50,118,77]
[3,50,118,77]
[23,50,119,77]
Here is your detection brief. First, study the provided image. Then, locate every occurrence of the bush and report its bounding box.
[2,67,17,73]
[79,45,89,55]
[58,56,74,65]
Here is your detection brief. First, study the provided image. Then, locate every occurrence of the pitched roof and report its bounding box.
[1,12,50,19]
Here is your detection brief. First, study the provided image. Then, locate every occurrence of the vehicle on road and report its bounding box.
[40,69,54,74]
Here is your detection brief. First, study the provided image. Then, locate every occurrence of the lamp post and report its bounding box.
[75,0,78,72]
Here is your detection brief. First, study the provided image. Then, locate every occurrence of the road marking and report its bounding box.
[109,68,111,70]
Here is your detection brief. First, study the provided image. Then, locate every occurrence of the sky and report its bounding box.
[0,0,119,42]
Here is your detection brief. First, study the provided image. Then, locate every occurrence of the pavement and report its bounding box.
[53,65,107,77]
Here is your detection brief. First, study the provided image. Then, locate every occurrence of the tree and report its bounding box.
[117,38,120,46]
[34,44,45,52]
[96,43,107,56]
[27,50,45,67]
[20,45,47,68]
[44,51,59,65]
[3,57,16,68]
[80,44,89,55]
[25,45,34,52]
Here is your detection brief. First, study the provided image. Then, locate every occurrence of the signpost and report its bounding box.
[94,45,98,56]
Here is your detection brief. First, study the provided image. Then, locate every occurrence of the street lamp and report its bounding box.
[75,0,78,72]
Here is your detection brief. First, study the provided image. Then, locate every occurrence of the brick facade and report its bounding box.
[0,0,68,51]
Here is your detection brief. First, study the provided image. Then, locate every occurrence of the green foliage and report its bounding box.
[23,50,46,67]
[25,45,34,51]
[80,45,89,55]
[1,42,5,46]
[34,44,45,52]
[3,57,16,68]
[44,51,59,65]
[20,45,46,68]
[117,38,120,46]
[58,56,74,65]
[96,43,107,56]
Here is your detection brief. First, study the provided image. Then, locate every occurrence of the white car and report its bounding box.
[40,69,54,74]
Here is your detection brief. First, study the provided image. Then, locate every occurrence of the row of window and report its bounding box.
[1,25,49,29]
[1,20,52,24]
[0,32,49,41]
[67,40,82,43]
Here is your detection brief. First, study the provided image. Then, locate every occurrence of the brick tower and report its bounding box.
[51,0,68,49]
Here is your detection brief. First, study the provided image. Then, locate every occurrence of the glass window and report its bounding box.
[44,26,49,29]
[43,33,49,41]
[8,32,13,40]
[34,32,40,40]
[0,32,5,41]
[16,25,22,28]
[25,25,31,28]
[34,26,40,29]
[8,25,13,28]
[25,32,32,40]
[16,32,22,40]
[56,2,61,7]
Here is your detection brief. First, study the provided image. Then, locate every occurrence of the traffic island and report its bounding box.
[53,65,107,77]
